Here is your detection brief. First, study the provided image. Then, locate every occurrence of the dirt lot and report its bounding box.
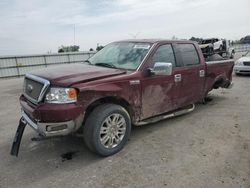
[0,74,249,188]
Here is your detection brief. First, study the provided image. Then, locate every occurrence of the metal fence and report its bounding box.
[0,51,95,78]
[232,44,250,53]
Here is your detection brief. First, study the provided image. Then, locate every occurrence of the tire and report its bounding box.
[219,45,223,51]
[83,104,131,156]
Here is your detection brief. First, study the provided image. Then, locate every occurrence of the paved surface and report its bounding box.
[0,74,249,188]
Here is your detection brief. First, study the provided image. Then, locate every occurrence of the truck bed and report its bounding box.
[204,59,234,94]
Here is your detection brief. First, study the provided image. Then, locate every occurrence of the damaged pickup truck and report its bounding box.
[11,39,234,157]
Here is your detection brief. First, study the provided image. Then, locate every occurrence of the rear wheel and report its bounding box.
[83,104,131,156]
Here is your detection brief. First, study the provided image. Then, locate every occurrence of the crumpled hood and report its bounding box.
[30,63,126,86]
[199,44,211,48]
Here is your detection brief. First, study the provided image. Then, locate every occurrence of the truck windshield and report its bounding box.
[88,42,152,70]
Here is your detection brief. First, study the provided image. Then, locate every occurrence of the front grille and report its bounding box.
[243,61,250,66]
[24,78,44,101]
[23,74,50,103]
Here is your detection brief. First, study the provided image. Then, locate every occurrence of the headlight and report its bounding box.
[45,87,77,103]
[235,60,243,66]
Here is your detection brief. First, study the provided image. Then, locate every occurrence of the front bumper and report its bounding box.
[21,110,82,137]
[20,95,84,137]
[234,65,250,74]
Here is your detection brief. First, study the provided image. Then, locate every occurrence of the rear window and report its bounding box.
[176,44,200,66]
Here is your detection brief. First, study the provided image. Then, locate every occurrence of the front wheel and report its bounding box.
[83,104,131,156]
[219,45,223,51]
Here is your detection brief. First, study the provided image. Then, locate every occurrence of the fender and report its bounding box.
[74,82,142,123]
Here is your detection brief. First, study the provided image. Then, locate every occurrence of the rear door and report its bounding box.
[173,43,205,108]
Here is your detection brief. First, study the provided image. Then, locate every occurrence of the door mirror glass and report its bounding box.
[152,62,172,75]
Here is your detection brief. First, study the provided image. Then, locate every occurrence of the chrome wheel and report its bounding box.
[99,113,126,149]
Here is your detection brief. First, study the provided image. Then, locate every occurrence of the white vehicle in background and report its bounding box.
[234,51,250,75]
[199,38,235,58]
[199,38,223,54]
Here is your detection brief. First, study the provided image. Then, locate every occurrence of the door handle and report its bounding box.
[199,70,205,77]
[174,74,182,82]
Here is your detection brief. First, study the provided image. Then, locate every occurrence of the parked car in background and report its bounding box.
[234,51,250,75]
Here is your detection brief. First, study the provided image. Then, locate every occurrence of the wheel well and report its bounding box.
[83,96,133,125]
[213,78,224,89]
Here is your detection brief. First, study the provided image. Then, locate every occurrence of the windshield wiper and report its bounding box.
[95,63,117,69]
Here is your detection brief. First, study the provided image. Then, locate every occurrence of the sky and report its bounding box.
[0,0,249,56]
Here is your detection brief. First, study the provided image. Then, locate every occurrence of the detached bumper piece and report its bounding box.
[10,118,27,157]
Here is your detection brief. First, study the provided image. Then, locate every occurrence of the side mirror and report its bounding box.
[151,62,173,76]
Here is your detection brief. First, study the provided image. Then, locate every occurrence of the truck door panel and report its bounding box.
[141,44,179,119]
[173,43,205,108]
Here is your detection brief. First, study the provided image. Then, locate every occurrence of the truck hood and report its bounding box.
[30,63,126,86]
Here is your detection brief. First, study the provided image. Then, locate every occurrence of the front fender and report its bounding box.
[75,81,142,122]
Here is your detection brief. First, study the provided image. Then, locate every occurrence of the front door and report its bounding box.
[140,43,180,119]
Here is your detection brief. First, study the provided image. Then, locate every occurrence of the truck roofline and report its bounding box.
[115,39,196,44]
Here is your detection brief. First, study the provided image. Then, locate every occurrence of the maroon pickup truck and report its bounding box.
[11,39,234,157]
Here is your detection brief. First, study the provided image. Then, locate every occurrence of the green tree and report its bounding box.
[189,37,203,43]
[58,45,80,53]
[96,45,104,51]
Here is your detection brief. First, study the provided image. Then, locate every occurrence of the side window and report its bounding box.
[177,44,200,66]
[150,44,176,68]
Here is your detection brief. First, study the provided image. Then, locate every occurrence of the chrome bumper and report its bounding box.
[234,65,250,74]
[21,110,76,137]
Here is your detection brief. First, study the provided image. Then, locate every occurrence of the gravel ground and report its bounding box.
[0,74,249,188]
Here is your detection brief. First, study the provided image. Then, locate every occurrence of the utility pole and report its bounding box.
[74,24,76,45]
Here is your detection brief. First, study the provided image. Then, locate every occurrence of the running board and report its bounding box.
[135,104,195,126]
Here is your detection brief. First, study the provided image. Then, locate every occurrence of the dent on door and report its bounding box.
[141,80,174,119]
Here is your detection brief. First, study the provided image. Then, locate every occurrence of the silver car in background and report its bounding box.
[234,51,250,75]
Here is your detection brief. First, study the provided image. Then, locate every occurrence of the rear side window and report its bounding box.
[176,44,200,66]
[150,44,176,67]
